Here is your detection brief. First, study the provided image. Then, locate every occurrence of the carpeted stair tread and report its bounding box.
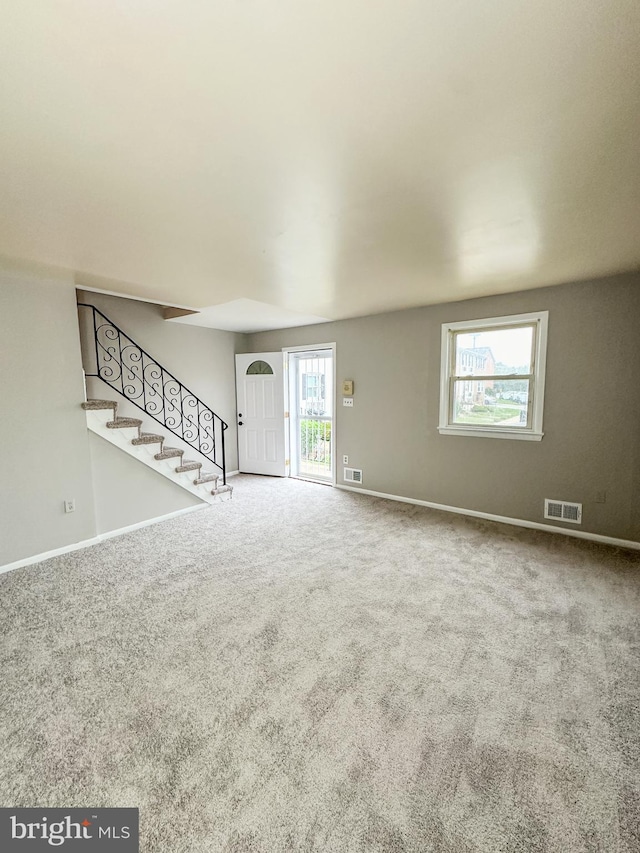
[131,432,164,446]
[106,417,143,429]
[82,399,117,411]
[81,396,227,501]
[194,473,219,485]
[212,484,233,497]
[175,461,202,473]
[154,447,184,460]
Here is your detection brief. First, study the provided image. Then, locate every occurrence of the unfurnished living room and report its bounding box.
[1,2,639,852]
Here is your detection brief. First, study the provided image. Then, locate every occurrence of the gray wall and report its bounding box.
[0,262,97,565]
[88,432,201,534]
[77,290,247,473]
[249,272,640,543]
[0,267,245,568]
[2,262,638,567]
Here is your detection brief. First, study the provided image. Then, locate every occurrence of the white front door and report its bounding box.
[235,352,288,476]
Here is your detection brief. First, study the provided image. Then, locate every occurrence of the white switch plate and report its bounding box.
[64,499,76,513]
[343,398,354,407]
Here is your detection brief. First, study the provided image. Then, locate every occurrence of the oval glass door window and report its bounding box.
[246,360,274,375]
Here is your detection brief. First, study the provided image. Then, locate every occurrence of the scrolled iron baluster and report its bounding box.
[163,375,182,432]
[121,342,144,402]
[95,321,122,387]
[78,303,228,474]
[182,394,199,445]
[199,408,214,457]
[144,363,163,419]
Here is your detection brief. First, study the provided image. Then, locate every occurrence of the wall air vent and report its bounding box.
[344,467,363,484]
[544,499,582,524]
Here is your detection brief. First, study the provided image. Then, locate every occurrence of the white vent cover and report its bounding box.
[344,467,363,484]
[544,499,582,524]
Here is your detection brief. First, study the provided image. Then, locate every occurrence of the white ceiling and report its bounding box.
[1,1,639,329]
[166,298,330,334]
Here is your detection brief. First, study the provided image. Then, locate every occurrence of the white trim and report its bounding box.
[86,410,220,504]
[283,343,337,487]
[1,537,101,576]
[331,343,337,486]
[226,469,241,478]
[439,310,548,440]
[76,284,196,312]
[336,484,640,551]
[96,504,206,541]
[281,342,336,354]
[438,427,543,441]
[0,504,206,576]
[291,475,333,486]
[442,310,549,332]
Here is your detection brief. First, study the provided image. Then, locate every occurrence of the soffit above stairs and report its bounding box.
[164,299,331,334]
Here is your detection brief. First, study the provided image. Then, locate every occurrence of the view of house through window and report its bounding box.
[439,311,548,440]
[453,324,534,427]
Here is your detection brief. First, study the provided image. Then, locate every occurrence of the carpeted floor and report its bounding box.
[1,475,639,852]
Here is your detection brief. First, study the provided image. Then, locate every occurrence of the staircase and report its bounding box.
[78,302,228,483]
[82,399,233,503]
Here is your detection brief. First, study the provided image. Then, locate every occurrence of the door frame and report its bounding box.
[283,343,337,486]
[235,351,288,476]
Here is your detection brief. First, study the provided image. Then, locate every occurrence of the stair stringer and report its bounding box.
[85,409,229,505]
[83,375,226,477]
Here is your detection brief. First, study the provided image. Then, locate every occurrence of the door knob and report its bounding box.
[238,421,244,426]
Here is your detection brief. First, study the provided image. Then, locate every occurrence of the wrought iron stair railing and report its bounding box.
[78,303,228,483]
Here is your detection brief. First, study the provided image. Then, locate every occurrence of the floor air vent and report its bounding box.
[344,467,363,484]
[544,499,582,524]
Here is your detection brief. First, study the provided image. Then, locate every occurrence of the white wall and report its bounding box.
[0,261,97,565]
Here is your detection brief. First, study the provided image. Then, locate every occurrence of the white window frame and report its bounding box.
[438,310,549,441]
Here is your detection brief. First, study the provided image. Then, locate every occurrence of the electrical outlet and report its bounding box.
[343,455,349,464]
[595,491,607,504]
[64,499,75,513]
[343,397,354,407]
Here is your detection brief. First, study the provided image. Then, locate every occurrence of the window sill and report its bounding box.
[438,426,544,441]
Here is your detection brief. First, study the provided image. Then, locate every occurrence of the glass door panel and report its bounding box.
[291,350,333,482]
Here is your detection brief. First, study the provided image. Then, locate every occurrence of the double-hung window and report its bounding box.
[438,311,548,441]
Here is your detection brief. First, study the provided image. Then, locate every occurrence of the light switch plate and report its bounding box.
[343,398,354,407]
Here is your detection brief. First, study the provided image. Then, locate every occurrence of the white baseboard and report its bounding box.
[96,503,206,542]
[0,504,206,577]
[226,470,241,478]
[5,483,635,579]
[336,484,640,551]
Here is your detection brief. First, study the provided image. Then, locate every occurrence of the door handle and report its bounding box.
[238,421,244,426]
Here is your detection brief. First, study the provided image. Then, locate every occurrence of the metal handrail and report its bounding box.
[78,303,227,483]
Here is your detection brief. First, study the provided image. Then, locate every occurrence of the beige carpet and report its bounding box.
[1,475,639,852]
